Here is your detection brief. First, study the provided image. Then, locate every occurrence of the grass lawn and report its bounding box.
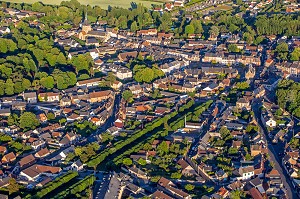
[3,0,168,8]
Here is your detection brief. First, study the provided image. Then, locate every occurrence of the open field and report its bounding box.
[2,0,168,8]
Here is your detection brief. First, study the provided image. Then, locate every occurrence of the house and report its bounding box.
[136,29,157,36]
[118,51,138,62]
[35,148,50,158]
[249,187,264,199]
[60,96,72,107]
[88,90,114,103]
[90,117,102,126]
[0,146,7,154]
[112,81,123,90]
[0,109,10,117]
[177,159,197,176]
[236,98,251,110]
[212,187,229,199]
[266,169,283,188]
[20,164,61,181]
[151,190,173,199]
[31,140,46,150]
[71,160,84,171]
[23,92,37,103]
[2,152,16,164]
[19,154,36,168]
[37,113,47,123]
[157,177,191,199]
[128,166,148,179]
[238,166,254,180]
[116,67,132,80]
[251,144,262,157]
[0,27,10,35]
[232,140,242,149]
[38,92,60,102]
[261,110,276,128]
[185,122,203,130]
[76,78,102,88]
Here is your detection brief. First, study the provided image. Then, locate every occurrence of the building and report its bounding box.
[238,166,255,180]
[177,159,197,176]
[23,92,37,103]
[38,92,60,102]
[88,90,114,103]
[76,78,102,88]
[20,164,61,181]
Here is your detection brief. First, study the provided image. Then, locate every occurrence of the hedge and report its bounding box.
[86,99,196,168]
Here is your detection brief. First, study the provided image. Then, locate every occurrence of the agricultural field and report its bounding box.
[2,0,168,8]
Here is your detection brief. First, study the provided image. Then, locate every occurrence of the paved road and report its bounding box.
[252,99,297,199]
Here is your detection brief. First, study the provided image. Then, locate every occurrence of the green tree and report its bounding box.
[275,42,289,60]
[19,112,40,130]
[122,90,133,103]
[290,48,300,61]
[185,184,195,191]
[228,44,240,53]
[40,76,54,89]
[190,19,203,34]
[171,172,182,179]
[209,26,219,37]
[235,81,250,90]
[123,158,133,166]
[138,158,147,166]
[185,24,195,34]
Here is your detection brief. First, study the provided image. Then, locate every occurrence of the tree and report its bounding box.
[138,158,147,166]
[290,48,300,61]
[230,190,245,199]
[209,26,219,37]
[122,90,133,103]
[47,112,55,120]
[56,52,67,65]
[190,19,203,34]
[7,178,20,195]
[100,132,113,143]
[185,25,195,34]
[275,42,289,60]
[171,172,182,179]
[228,44,240,53]
[123,158,132,166]
[19,112,40,130]
[5,79,14,95]
[40,76,54,89]
[185,184,195,191]
[157,141,169,155]
[235,81,250,90]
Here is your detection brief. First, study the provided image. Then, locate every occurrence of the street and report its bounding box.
[252,98,297,199]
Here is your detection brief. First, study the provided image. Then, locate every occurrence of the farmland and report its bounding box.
[2,0,167,8]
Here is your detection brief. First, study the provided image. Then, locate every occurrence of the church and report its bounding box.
[78,13,110,42]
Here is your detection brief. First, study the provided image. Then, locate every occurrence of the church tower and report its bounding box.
[82,11,92,33]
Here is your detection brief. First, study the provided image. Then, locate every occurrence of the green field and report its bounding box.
[3,0,167,8]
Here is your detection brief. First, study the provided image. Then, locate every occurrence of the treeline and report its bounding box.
[2,0,172,32]
[87,99,195,168]
[255,14,300,36]
[26,171,78,199]
[53,175,95,199]
[112,100,213,166]
[276,79,300,117]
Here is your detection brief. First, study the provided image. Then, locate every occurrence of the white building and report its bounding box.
[239,166,255,181]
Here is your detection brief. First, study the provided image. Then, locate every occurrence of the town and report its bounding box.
[0,0,299,198]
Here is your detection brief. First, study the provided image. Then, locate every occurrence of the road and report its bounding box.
[252,98,297,199]
[86,93,121,143]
